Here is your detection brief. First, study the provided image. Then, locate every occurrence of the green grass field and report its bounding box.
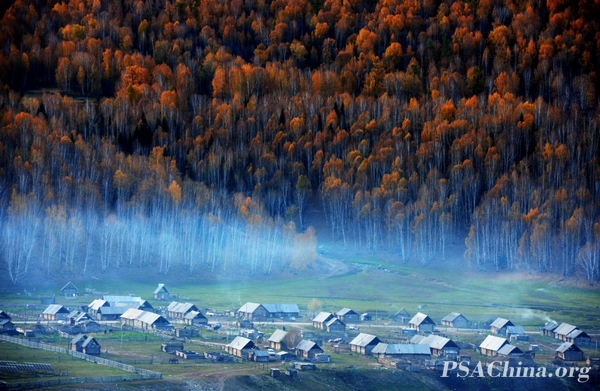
[0,341,130,383]
[2,256,599,330]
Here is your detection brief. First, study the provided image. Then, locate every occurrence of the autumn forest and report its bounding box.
[0,0,599,285]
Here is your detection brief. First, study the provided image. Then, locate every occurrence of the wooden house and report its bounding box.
[71,334,101,355]
[394,308,411,323]
[120,308,173,331]
[441,313,469,328]
[349,333,381,355]
[505,326,525,337]
[0,311,10,320]
[412,334,460,359]
[237,303,299,321]
[102,296,155,313]
[226,336,255,357]
[61,282,79,298]
[154,284,170,301]
[166,302,199,319]
[0,319,15,332]
[553,323,591,345]
[42,305,69,321]
[325,317,346,333]
[479,335,510,357]
[184,311,208,326]
[372,343,431,360]
[96,306,129,321]
[312,312,334,329]
[490,318,514,335]
[542,322,558,336]
[87,300,109,316]
[497,344,523,356]
[295,340,323,359]
[409,312,436,333]
[268,329,288,350]
[556,342,584,361]
[336,308,359,323]
[252,350,270,362]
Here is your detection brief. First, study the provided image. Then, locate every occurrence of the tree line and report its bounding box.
[0,0,598,284]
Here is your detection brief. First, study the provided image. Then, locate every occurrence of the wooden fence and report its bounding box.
[0,335,161,380]
[5,374,158,390]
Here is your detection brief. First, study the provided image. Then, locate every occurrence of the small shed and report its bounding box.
[162,341,184,353]
[268,329,288,350]
[556,342,584,361]
[61,282,78,298]
[275,351,295,361]
[252,350,270,362]
[295,340,324,359]
[42,305,69,321]
[154,284,170,301]
[349,333,381,355]
[82,336,101,355]
[270,368,281,378]
[336,308,360,323]
[360,313,372,321]
[490,318,514,335]
[441,313,469,328]
[238,319,254,329]
[409,312,436,333]
[184,311,208,326]
[505,326,525,337]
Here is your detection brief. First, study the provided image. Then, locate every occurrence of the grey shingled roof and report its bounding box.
[326,317,345,327]
[497,344,522,355]
[490,318,513,329]
[543,322,558,331]
[154,284,168,294]
[349,333,380,347]
[103,295,143,303]
[313,312,334,323]
[441,312,464,322]
[167,302,198,314]
[554,323,578,337]
[409,312,435,326]
[506,326,525,335]
[98,306,129,315]
[71,334,87,344]
[227,336,254,350]
[61,281,78,291]
[82,336,98,348]
[556,342,582,353]
[120,308,169,325]
[479,335,508,351]
[295,340,320,352]
[372,343,431,355]
[418,335,457,350]
[184,310,206,320]
[268,329,288,343]
[336,308,358,316]
[566,329,589,339]
[410,335,426,344]
[43,305,68,315]
[88,300,108,311]
[0,319,12,326]
[262,303,299,313]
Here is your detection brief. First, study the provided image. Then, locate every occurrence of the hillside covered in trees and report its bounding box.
[0,0,599,285]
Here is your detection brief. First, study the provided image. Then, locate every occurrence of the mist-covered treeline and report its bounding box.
[0,0,599,285]
[3,185,317,283]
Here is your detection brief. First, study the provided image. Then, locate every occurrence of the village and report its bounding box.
[0,281,598,389]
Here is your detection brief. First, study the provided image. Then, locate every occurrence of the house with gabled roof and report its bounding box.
[441,313,469,328]
[42,305,69,321]
[553,323,591,345]
[166,302,199,319]
[336,308,359,323]
[497,344,523,356]
[490,318,514,335]
[71,334,101,355]
[312,312,334,329]
[325,317,346,333]
[226,336,255,357]
[542,322,558,336]
[154,284,170,301]
[120,308,173,331]
[556,342,584,361]
[0,318,15,332]
[479,335,512,357]
[349,333,381,355]
[409,312,436,333]
[237,302,299,321]
[411,334,460,359]
[61,282,78,298]
[184,311,208,326]
[295,340,323,359]
[394,308,411,323]
[268,329,288,350]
